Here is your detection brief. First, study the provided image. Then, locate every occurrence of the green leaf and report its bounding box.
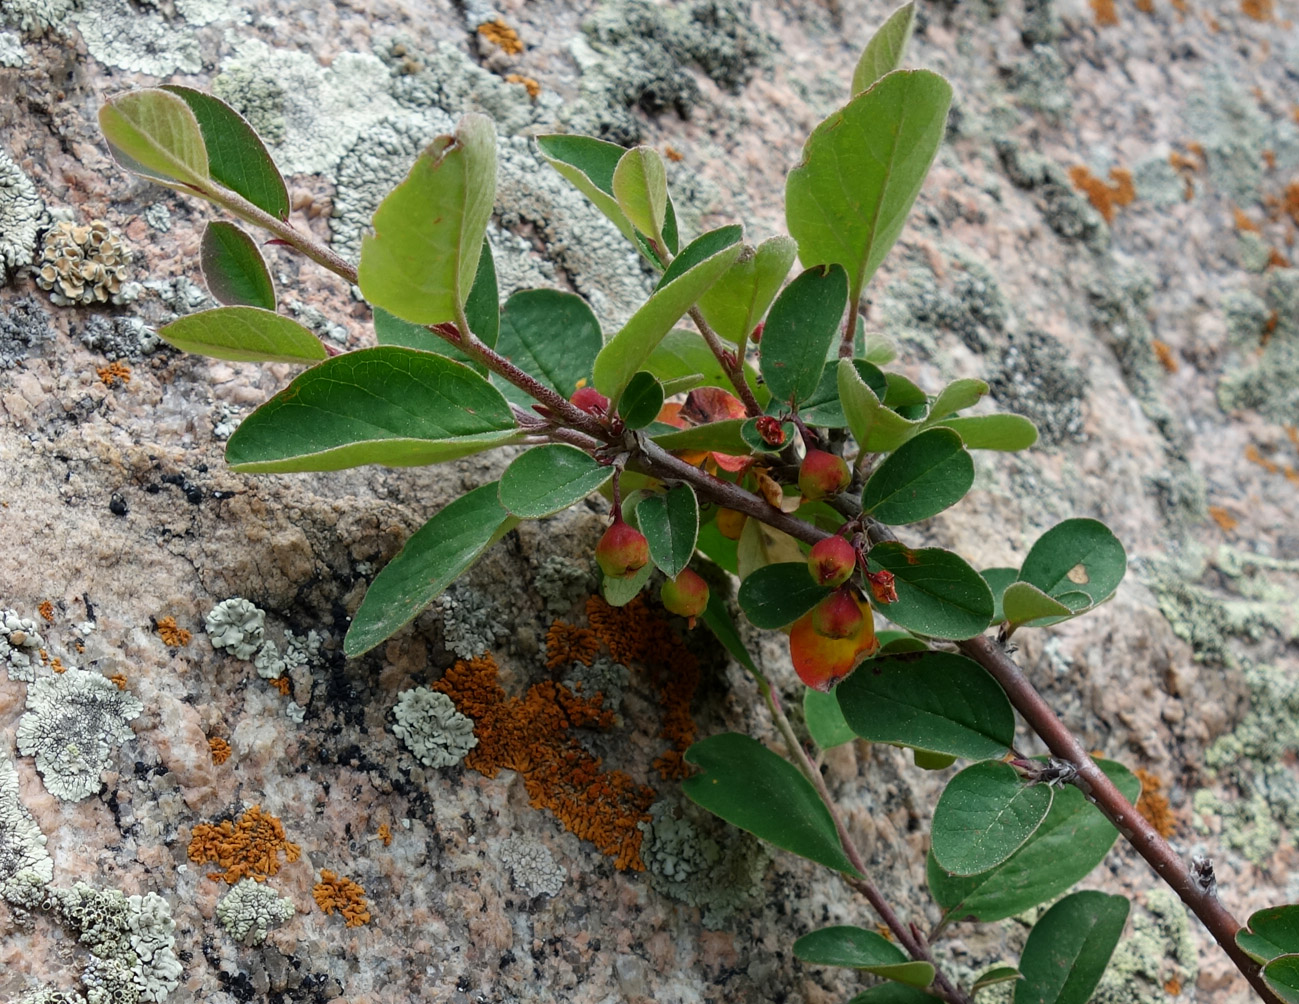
[737,563,832,629]
[982,567,1019,624]
[158,306,326,364]
[836,651,1015,760]
[638,484,699,578]
[613,145,668,244]
[972,967,1022,992]
[914,749,957,770]
[682,733,859,875]
[759,264,848,405]
[650,420,749,456]
[619,371,665,430]
[1238,907,1299,963]
[883,372,929,412]
[644,328,765,403]
[838,359,925,453]
[657,224,743,291]
[1019,518,1126,607]
[793,926,934,988]
[159,84,290,219]
[498,445,610,518]
[1014,891,1130,1004]
[464,239,499,348]
[697,517,739,576]
[99,88,209,190]
[867,543,993,639]
[934,414,1039,452]
[1265,956,1299,1004]
[931,761,1053,876]
[928,758,1140,922]
[344,482,515,656]
[199,221,276,311]
[852,2,917,95]
[602,560,654,607]
[593,227,742,404]
[698,235,798,343]
[805,687,857,750]
[1002,582,1075,627]
[225,346,517,472]
[925,378,988,423]
[700,590,758,673]
[493,288,603,404]
[786,70,952,301]
[861,428,974,525]
[358,114,496,325]
[847,985,940,1004]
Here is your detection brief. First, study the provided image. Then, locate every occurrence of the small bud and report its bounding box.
[715,507,747,540]
[570,386,610,415]
[866,569,897,605]
[661,568,710,623]
[798,448,850,501]
[788,588,878,692]
[808,536,857,587]
[596,517,649,579]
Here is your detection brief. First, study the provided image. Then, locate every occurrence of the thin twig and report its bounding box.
[688,306,765,418]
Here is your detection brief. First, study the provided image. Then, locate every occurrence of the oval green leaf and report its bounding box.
[838,359,925,453]
[344,482,515,657]
[805,687,856,750]
[593,227,742,404]
[700,589,759,674]
[924,378,988,423]
[1002,581,1076,627]
[1265,956,1299,1004]
[1018,518,1126,606]
[160,84,290,219]
[158,306,326,364]
[861,428,974,525]
[846,985,939,1004]
[737,562,832,629]
[934,414,1039,452]
[982,566,1019,624]
[867,542,993,639]
[852,3,917,95]
[793,926,934,988]
[644,327,766,404]
[613,145,667,243]
[637,483,699,579]
[682,732,859,875]
[759,264,848,405]
[619,371,665,430]
[225,346,517,472]
[358,114,496,326]
[931,761,1053,876]
[650,419,749,457]
[602,560,655,607]
[498,445,610,518]
[836,651,1015,760]
[99,88,209,190]
[786,70,952,300]
[493,288,603,404]
[973,967,1023,992]
[1239,907,1299,963]
[200,221,276,311]
[928,758,1140,922]
[1014,891,1130,1004]
[698,235,798,344]
[656,224,743,291]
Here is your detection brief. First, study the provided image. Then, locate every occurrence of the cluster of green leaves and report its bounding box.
[1239,907,1299,1002]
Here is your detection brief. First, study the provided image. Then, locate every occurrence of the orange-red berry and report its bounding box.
[661,568,710,620]
[596,518,649,579]
[798,449,850,501]
[809,536,857,587]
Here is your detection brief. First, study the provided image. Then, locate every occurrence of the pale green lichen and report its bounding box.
[562,654,629,709]
[1092,889,1196,1004]
[0,147,47,284]
[498,835,565,898]
[18,988,89,1004]
[1,608,45,681]
[1218,268,1299,425]
[995,139,1109,253]
[392,687,477,768]
[436,583,509,660]
[205,597,265,660]
[216,878,295,945]
[1185,71,1270,204]
[534,555,598,617]
[1008,45,1071,124]
[0,754,53,902]
[253,627,322,680]
[70,0,201,75]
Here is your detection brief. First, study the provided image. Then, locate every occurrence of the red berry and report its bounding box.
[715,507,747,540]
[596,517,649,579]
[798,448,850,501]
[808,536,857,587]
[570,386,610,415]
[789,588,878,692]
[661,568,710,620]
[811,587,866,639]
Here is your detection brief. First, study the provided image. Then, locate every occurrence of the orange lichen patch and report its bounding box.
[156,616,192,648]
[1068,166,1135,223]
[1165,976,1183,996]
[38,600,54,623]
[1170,0,1189,12]
[505,73,540,99]
[270,676,292,696]
[1245,443,1280,473]
[1287,425,1299,452]
[1204,12,1221,29]
[477,18,523,55]
[434,653,655,870]
[209,737,232,765]
[378,823,392,847]
[1135,0,1154,12]
[108,673,127,690]
[96,361,131,387]
[1265,310,1280,343]
[1263,149,1277,170]
[1268,248,1292,269]
[1208,505,1238,531]
[1134,768,1177,837]
[313,870,371,927]
[664,145,684,162]
[1282,182,1299,227]
[1233,207,1262,233]
[1090,0,1120,23]
[544,621,600,669]
[1241,0,1273,19]
[1152,339,1178,372]
[1169,151,1198,173]
[51,657,65,674]
[876,923,893,941]
[188,805,302,884]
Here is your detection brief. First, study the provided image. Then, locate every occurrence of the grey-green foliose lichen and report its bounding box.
[392,687,478,768]
[0,147,47,285]
[205,597,265,660]
[1,608,45,681]
[216,878,296,945]
[498,835,566,898]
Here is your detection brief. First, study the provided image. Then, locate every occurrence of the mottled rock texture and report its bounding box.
[0,0,1297,1002]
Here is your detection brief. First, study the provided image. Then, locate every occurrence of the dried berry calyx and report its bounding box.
[866,569,897,604]
[596,516,649,579]
[661,568,710,625]
[798,448,850,501]
[808,535,857,587]
[755,415,786,446]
